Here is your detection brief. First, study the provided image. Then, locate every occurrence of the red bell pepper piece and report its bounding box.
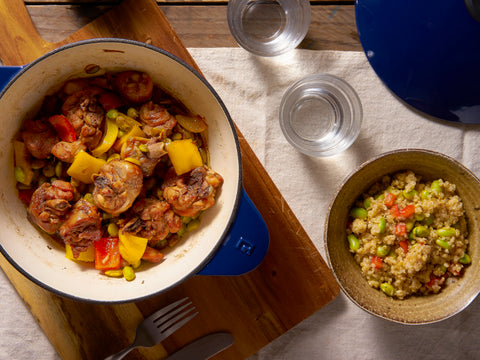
[99,91,124,111]
[395,222,407,236]
[17,188,35,205]
[371,255,383,269]
[399,240,409,253]
[48,115,77,142]
[95,237,121,270]
[390,204,400,217]
[426,275,445,290]
[141,246,165,263]
[384,192,396,207]
[399,204,415,218]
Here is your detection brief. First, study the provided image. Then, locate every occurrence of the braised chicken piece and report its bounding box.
[59,199,102,258]
[139,101,177,135]
[21,129,59,160]
[92,159,143,216]
[78,122,103,150]
[123,198,182,246]
[62,88,105,132]
[51,139,87,163]
[28,180,74,234]
[115,71,153,104]
[121,137,167,177]
[161,166,224,217]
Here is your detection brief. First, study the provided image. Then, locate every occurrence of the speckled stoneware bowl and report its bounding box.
[325,149,480,324]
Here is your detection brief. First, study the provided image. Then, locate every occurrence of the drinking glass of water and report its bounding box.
[227,0,311,57]
[279,74,363,157]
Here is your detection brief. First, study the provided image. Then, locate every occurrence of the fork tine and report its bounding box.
[157,310,199,340]
[154,301,194,327]
[147,297,190,321]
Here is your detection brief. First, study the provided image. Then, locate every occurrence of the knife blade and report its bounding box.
[165,332,234,360]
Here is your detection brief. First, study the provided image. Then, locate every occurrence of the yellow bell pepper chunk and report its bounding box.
[67,150,106,184]
[118,231,148,265]
[113,125,145,152]
[166,139,203,175]
[65,244,95,262]
[91,117,119,157]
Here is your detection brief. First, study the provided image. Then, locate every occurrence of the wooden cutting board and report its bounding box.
[0,0,340,359]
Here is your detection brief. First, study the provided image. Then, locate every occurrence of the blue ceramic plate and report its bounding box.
[356,0,480,123]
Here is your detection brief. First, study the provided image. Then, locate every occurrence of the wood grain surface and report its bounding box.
[22,1,361,51]
[0,0,341,358]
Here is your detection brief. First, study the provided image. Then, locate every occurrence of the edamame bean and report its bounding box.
[107,222,119,237]
[55,162,63,178]
[172,132,183,140]
[376,245,390,257]
[350,207,368,220]
[406,219,415,232]
[412,225,429,237]
[414,213,425,221]
[83,193,95,205]
[460,253,471,264]
[122,266,136,281]
[435,238,451,249]
[437,227,456,237]
[403,189,417,200]
[186,218,201,232]
[347,234,360,251]
[431,180,443,194]
[104,269,123,277]
[421,189,431,199]
[14,166,26,184]
[378,217,386,233]
[380,283,395,297]
[177,225,187,237]
[42,162,56,177]
[423,215,434,226]
[127,107,139,119]
[107,109,119,119]
[363,198,372,209]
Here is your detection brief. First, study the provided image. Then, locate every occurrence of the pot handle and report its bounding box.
[0,66,23,92]
[197,188,269,276]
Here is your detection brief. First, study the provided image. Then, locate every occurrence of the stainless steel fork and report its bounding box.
[104,297,198,360]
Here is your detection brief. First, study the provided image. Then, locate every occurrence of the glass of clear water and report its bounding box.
[279,74,363,157]
[227,0,311,57]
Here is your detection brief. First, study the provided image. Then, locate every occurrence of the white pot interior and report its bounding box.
[0,40,241,302]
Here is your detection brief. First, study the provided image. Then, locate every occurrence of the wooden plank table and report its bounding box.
[0,1,358,359]
[23,0,362,51]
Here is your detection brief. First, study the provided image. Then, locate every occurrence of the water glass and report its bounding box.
[279,74,363,157]
[227,0,311,57]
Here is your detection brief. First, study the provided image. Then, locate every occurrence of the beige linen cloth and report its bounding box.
[1,49,479,359]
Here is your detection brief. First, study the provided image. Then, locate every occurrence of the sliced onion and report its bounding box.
[175,114,208,133]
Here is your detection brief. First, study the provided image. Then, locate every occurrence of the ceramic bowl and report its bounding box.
[0,39,269,303]
[325,149,480,324]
